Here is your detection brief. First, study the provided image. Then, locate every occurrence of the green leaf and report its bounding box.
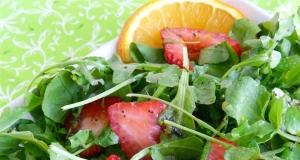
[1,131,49,153]
[268,95,285,130]
[42,70,79,123]
[145,65,180,87]
[190,77,216,105]
[274,55,300,72]
[48,142,85,160]
[224,146,259,160]
[274,15,295,43]
[198,41,238,65]
[107,54,137,84]
[129,42,166,63]
[284,107,300,136]
[280,142,300,160]
[230,18,261,44]
[222,76,271,125]
[229,120,275,146]
[68,129,92,149]
[269,50,281,68]
[0,93,42,132]
[0,136,21,155]
[95,126,119,147]
[131,136,204,160]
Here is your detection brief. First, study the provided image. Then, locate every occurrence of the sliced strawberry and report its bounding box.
[107,154,121,160]
[160,28,242,68]
[108,101,167,159]
[65,97,123,158]
[207,137,238,160]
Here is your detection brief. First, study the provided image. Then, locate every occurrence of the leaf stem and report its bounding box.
[127,93,223,137]
[164,120,232,148]
[49,144,86,160]
[277,130,300,143]
[62,73,146,110]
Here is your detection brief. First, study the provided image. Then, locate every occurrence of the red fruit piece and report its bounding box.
[107,154,121,160]
[160,28,242,68]
[207,137,238,160]
[108,101,167,159]
[65,97,123,158]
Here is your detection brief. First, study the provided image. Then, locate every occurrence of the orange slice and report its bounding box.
[117,0,244,63]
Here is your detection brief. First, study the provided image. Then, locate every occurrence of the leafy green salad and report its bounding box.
[0,8,300,160]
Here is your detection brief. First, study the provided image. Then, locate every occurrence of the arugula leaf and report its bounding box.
[95,126,119,147]
[268,95,285,130]
[131,136,204,160]
[108,54,137,84]
[67,129,93,149]
[49,142,85,160]
[1,131,49,153]
[145,64,180,87]
[190,76,216,105]
[224,146,260,160]
[0,136,21,155]
[198,41,238,65]
[42,70,79,123]
[230,18,261,45]
[229,120,275,146]
[280,142,300,159]
[130,42,166,63]
[284,106,300,136]
[0,93,42,132]
[222,76,271,125]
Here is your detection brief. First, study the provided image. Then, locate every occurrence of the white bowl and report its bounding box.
[0,0,272,119]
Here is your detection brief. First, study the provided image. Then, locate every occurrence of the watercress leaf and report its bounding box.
[260,148,285,160]
[1,131,48,153]
[268,95,285,130]
[108,54,137,84]
[274,15,295,43]
[284,107,300,135]
[275,38,291,57]
[68,129,92,149]
[42,70,79,123]
[130,42,166,63]
[82,56,112,78]
[198,41,232,65]
[95,126,118,147]
[145,65,180,87]
[0,93,42,132]
[131,136,204,160]
[24,142,47,159]
[224,146,259,160]
[270,12,279,37]
[229,120,275,146]
[230,18,261,44]
[49,142,84,160]
[269,50,282,68]
[280,62,300,88]
[222,76,271,125]
[280,142,300,160]
[274,55,300,72]
[190,77,216,105]
[0,136,21,155]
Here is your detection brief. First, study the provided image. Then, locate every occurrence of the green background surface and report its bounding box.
[0,0,299,107]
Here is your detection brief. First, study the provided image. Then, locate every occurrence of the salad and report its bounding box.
[0,3,300,160]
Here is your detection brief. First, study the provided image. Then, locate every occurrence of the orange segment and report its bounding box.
[117,0,244,63]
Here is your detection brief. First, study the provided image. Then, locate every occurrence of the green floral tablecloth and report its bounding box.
[0,0,299,107]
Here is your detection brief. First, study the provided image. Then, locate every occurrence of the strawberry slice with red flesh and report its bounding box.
[160,28,242,68]
[207,137,238,160]
[65,97,123,158]
[108,101,167,159]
